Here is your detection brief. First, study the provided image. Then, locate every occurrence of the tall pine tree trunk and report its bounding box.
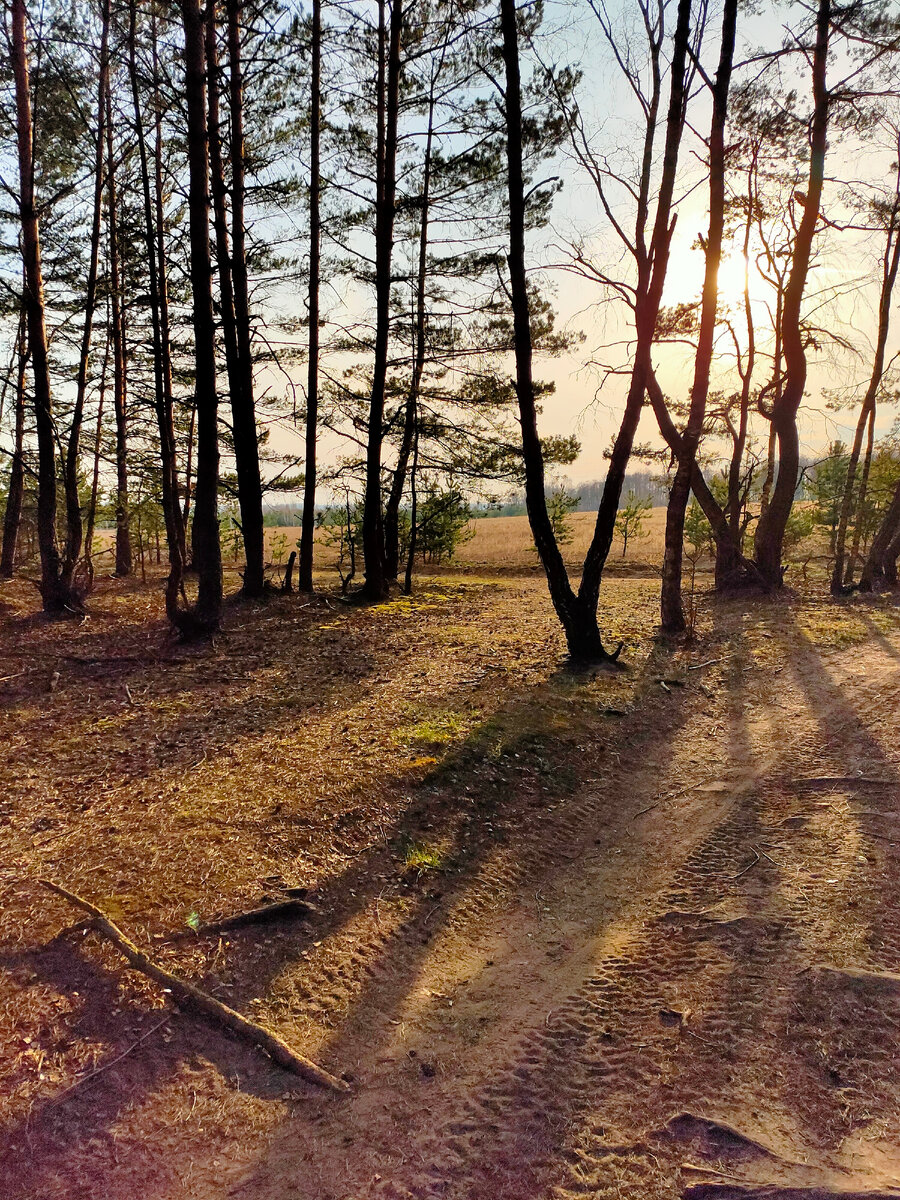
[180,0,222,632]
[754,0,830,586]
[831,168,900,592]
[0,310,27,580]
[61,0,110,592]
[105,73,132,578]
[361,0,401,600]
[298,0,321,593]
[224,0,265,596]
[83,329,110,578]
[384,65,436,582]
[500,0,613,660]
[660,0,737,633]
[128,0,186,619]
[577,0,692,619]
[10,0,72,612]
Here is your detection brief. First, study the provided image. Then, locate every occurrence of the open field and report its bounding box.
[93,510,672,588]
[2,569,900,1199]
[255,509,668,579]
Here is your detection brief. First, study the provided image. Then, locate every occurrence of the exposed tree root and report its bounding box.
[40,880,349,1092]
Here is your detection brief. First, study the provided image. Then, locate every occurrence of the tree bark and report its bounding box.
[180,0,223,633]
[104,70,132,579]
[860,477,900,591]
[500,0,614,660]
[0,310,27,580]
[361,0,401,600]
[60,0,110,593]
[10,0,72,612]
[578,0,692,620]
[152,4,185,568]
[831,165,900,592]
[83,329,109,578]
[660,0,737,633]
[384,63,436,582]
[207,0,266,598]
[127,0,186,621]
[754,0,830,586]
[298,0,321,593]
[646,371,750,589]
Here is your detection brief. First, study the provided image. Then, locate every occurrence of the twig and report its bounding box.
[630,804,657,820]
[756,844,784,868]
[47,1017,170,1106]
[40,880,348,1092]
[732,847,760,880]
[688,658,720,670]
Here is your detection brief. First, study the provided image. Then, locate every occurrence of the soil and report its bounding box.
[1,565,900,1200]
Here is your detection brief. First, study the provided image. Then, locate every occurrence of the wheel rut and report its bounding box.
[226,634,900,1200]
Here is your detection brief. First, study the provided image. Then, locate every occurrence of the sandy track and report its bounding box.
[226,617,900,1200]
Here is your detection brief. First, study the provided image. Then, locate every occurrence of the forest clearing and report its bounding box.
[4,0,900,1194]
[2,563,900,1199]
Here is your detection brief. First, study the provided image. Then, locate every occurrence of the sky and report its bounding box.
[252,0,900,499]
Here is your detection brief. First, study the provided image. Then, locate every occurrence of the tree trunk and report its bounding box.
[860,478,900,591]
[83,329,109,579]
[831,168,900,592]
[207,0,265,598]
[180,0,223,633]
[60,0,110,593]
[385,64,436,582]
[578,0,692,620]
[646,371,749,590]
[402,413,419,595]
[660,0,737,633]
[754,0,830,586]
[127,0,186,621]
[297,0,321,593]
[724,153,758,554]
[0,310,27,580]
[10,0,72,612]
[500,0,613,661]
[152,5,186,569]
[104,71,132,579]
[361,0,401,601]
[884,519,900,586]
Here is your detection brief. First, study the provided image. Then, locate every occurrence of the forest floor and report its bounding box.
[2,567,900,1200]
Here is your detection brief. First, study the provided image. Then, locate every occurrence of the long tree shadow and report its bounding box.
[226,605,900,1200]
[0,625,705,1199]
[224,634,769,1199]
[764,606,900,1156]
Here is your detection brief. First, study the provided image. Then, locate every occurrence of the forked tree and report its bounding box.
[502,0,691,658]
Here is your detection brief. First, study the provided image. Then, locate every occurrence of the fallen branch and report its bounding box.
[166,897,317,940]
[40,880,348,1092]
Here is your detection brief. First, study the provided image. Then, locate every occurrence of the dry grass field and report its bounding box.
[234,509,671,581]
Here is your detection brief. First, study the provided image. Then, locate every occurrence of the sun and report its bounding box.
[662,240,771,315]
